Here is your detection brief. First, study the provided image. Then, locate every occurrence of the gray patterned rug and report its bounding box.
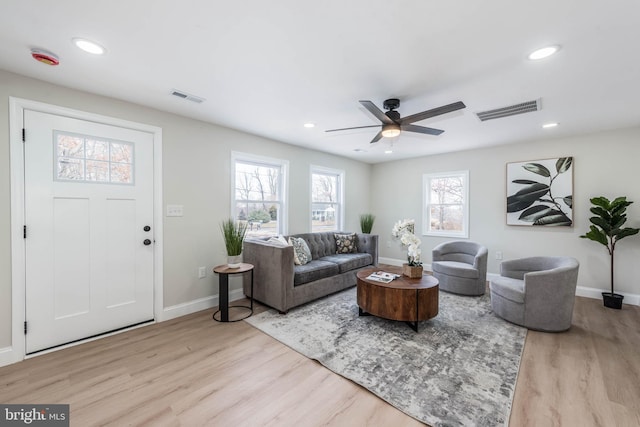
[245,286,526,427]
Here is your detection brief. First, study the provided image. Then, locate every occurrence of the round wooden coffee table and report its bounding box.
[356,266,439,332]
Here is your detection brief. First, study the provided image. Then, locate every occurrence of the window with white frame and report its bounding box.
[55,131,134,184]
[232,152,288,238]
[311,166,344,232]
[423,170,469,238]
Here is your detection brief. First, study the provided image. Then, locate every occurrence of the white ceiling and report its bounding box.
[1,1,639,163]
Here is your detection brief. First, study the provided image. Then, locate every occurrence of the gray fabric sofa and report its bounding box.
[489,256,580,332]
[243,232,378,313]
[431,241,488,295]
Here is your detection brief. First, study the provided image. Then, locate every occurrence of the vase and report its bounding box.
[402,263,423,278]
[227,254,242,268]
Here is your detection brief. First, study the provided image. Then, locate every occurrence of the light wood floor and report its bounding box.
[1,295,639,426]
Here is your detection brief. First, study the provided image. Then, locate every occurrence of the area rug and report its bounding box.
[245,286,526,427]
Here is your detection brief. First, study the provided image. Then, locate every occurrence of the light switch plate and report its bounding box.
[166,205,184,217]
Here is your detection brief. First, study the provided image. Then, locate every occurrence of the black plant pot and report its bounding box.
[602,292,624,309]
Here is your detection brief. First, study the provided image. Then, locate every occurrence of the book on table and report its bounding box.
[366,271,400,283]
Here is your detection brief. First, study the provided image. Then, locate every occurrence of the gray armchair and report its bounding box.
[431,241,488,296]
[489,256,579,332]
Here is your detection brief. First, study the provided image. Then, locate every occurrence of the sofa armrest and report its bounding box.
[357,233,378,266]
[243,239,295,312]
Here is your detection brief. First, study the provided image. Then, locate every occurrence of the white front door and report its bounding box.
[24,109,155,354]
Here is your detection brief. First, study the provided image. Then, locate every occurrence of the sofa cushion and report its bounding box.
[432,261,479,279]
[289,236,312,265]
[490,277,525,303]
[334,233,357,254]
[320,253,373,273]
[293,260,340,286]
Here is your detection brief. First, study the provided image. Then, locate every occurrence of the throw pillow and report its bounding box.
[289,236,312,265]
[334,233,357,254]
[267,235,289,247]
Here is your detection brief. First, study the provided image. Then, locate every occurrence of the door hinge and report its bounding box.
[22,128,25,143]
[24,321,27,335]
[23,225,27,239]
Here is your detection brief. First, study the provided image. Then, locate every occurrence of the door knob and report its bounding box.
[143,239,152,246]
[144,226,151,232]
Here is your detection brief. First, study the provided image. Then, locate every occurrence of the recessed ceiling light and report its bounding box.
[542,122,559,128]
[353,148,366,153]
[72,38,106,55]
[528,45,560,60]
[384,150,393,154]
[303,123,315,128]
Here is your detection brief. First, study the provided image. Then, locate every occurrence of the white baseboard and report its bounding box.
[160,288,246,322]
[576,286,640,306]
[379,257,640,306]
[378,257,404,266]
[0,346,17,368]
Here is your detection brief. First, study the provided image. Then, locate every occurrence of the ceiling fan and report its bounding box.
[326,98,466,144]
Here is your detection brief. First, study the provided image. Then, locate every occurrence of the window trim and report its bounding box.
[422,170,469,238]
[310,165,345,232]
[231,151,289,236]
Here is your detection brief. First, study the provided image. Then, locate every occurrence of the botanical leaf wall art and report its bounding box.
[506,157,573,226]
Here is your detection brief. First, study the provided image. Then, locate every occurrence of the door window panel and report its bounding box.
[55,131,134,184]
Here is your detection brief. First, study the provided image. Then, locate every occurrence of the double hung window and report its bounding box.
[232,153,288,237]
[311,166,344,232]
[423,170,469,238]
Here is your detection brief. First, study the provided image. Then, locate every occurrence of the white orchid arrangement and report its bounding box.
[391,219,422,266]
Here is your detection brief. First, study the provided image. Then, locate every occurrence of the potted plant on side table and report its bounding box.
[360,213,376,234]
[220,218,248,268]
[580,196,639,309]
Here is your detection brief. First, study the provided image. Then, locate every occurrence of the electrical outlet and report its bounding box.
[198,266,206,279]
[495,251,503,260]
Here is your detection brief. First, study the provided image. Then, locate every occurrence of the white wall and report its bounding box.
[372,127,640,297]
[0,70,372,350]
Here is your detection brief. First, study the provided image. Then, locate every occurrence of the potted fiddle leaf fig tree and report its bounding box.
[580,196,639,309]
[220,218,247,268]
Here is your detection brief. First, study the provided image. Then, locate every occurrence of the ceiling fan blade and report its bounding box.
[401,124,444,136]
[325,124,381,133]
[359,100,395,124]
[400,101,466,125]
[370,131,383,144]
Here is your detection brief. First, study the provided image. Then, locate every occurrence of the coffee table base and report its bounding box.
[357,267,439,333]
[358,307,422,332]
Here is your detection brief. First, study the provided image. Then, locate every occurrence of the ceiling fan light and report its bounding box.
[381,124,401,138]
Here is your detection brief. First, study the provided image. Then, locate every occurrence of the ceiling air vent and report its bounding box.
[475,99,540,122]
[171,89,205,104]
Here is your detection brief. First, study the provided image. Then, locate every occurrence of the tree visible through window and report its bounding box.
[55,131,134,184]
[311,167,344,232]
[232,153,288,237]
[423,171,469,238]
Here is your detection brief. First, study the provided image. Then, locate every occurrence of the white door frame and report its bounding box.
[8,97,164,364]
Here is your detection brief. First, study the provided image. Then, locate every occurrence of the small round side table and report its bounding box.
[212,263,254,322]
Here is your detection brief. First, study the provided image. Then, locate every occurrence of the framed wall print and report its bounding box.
[506,157,573,226]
